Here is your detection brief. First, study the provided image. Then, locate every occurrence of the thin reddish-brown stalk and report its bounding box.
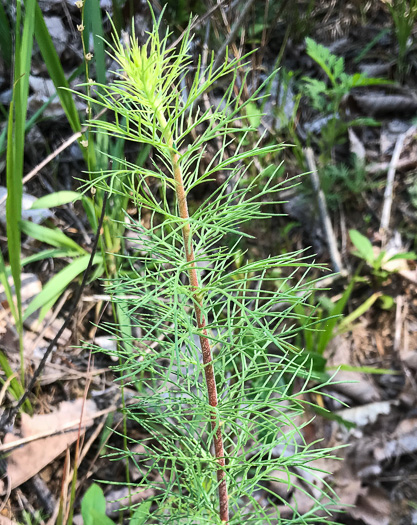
[157,111,229,522]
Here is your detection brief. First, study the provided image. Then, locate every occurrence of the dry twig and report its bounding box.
[304,147,344,273]
[380,125,417,239]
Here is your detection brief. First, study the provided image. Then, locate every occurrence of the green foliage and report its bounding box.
[81,484,151,525]
[294,279,355,361]
[385,0,417,79]
[0,3,12,67]
[163,0,205,27]
[33,1,84,144]
[1,0,131,341]
[349,229,416,282]
[81,484,116,525]
[16,193,103,322]
[5,0,36,388]
[304,37,389,113]
[0,0,92,407]
[315,157,379,209]
[79,11,341,523]
[20,510,45,525]
[293,275,398,383]
[302,38,388,161]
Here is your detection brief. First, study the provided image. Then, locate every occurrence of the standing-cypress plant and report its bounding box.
[78,9,339,524]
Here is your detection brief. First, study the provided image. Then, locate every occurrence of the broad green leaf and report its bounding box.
[130,501,152,525]
[84,509,116,525]
[23,254,101,321]
[20,221,86,254]
[81,484,116,525]
[244,102,262,128]
[387,251,417,262]
[349,229,374,263]
[30,191,82,209]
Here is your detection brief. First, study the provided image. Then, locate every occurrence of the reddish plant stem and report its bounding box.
[160,115,228,521]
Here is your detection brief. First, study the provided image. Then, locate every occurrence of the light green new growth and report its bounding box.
[78,9,339,524]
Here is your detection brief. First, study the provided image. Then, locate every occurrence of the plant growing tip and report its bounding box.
[78,7,341,523]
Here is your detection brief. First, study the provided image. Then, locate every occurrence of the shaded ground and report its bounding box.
[1,1,417,524]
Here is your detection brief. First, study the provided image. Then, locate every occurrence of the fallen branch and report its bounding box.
[304,147,345,274]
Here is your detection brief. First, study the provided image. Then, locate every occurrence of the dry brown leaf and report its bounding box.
[333,463,362,508]
[0,517,19,525]
[326,336,381,403]
[0,399,98,493]
[349,485,390,525]
[374,417,417,461]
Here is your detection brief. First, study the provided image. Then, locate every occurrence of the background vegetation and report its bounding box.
[0,1,417,524]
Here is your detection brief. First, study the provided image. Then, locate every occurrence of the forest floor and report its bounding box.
[1,1,417,524]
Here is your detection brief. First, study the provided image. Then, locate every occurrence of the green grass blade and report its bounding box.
[83,0,106,86]
[5,0,36,386]
[329,364,400,375]
[0,250,18,325]
[7,0,36,304]
[0,63,84,156]
[33,2,84,141]
[0,3,12,67]
[22,249,83,266]
[30,191,83,209]
[5,100,21,324]
[23,254,102,321]
[337,292,381,334]
[82,196,98,231]
[316,278,356,354]
[110,0,123,36]
[20,220,87,254]
[0,351,28,406]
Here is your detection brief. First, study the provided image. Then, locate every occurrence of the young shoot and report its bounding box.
[78,9,339,524]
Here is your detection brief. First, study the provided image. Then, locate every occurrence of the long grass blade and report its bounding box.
[0,3,12,68]
[33,2,84,148]
[83,0,106,86]
[6,0,36,386]
[20,220,87,254]
[23,254,102,321]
